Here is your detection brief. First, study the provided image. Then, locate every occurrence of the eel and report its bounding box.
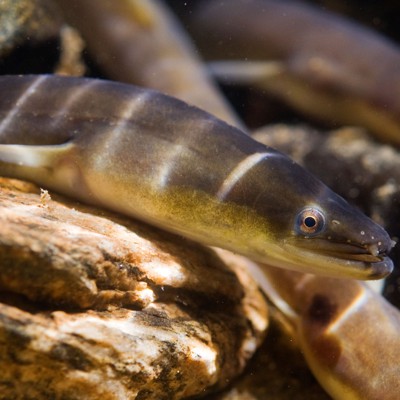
[189,0,400,145]
[54,0,243,128]
[257,264,400,400]
[0,74,394,279]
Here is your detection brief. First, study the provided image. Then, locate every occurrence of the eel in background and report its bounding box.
[0,74,394,280]
[53,0,243,129]
[249,261,400,400]
[189,0,400,145]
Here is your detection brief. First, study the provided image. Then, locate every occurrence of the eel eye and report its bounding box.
[296,207,325,236]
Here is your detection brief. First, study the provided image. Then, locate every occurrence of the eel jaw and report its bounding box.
[281,238,394,280]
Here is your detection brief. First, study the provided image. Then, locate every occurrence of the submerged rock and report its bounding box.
[0,177,268,399]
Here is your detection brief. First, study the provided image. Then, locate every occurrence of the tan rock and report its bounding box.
[0,177,268,399]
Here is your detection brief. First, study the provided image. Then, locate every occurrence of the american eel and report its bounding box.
[0,75,394,279]
[258,265,400,400]
[54,0,242,128]
[190,0,400,145]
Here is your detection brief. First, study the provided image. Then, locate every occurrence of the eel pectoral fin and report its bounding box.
[0,142,78,184]
[208,60,285,85]
[0,142,76,167]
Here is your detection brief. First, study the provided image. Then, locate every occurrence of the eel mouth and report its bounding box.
[291,238,394,279]
[296,238,392,261]
[320,242,388,263]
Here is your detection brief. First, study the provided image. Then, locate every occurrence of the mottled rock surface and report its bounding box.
[0,178,268,399]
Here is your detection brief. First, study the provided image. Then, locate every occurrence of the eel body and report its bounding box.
[190,0,400,145]
[54,0,243,128]
[0,75,394,279]
[258,265,400,400]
